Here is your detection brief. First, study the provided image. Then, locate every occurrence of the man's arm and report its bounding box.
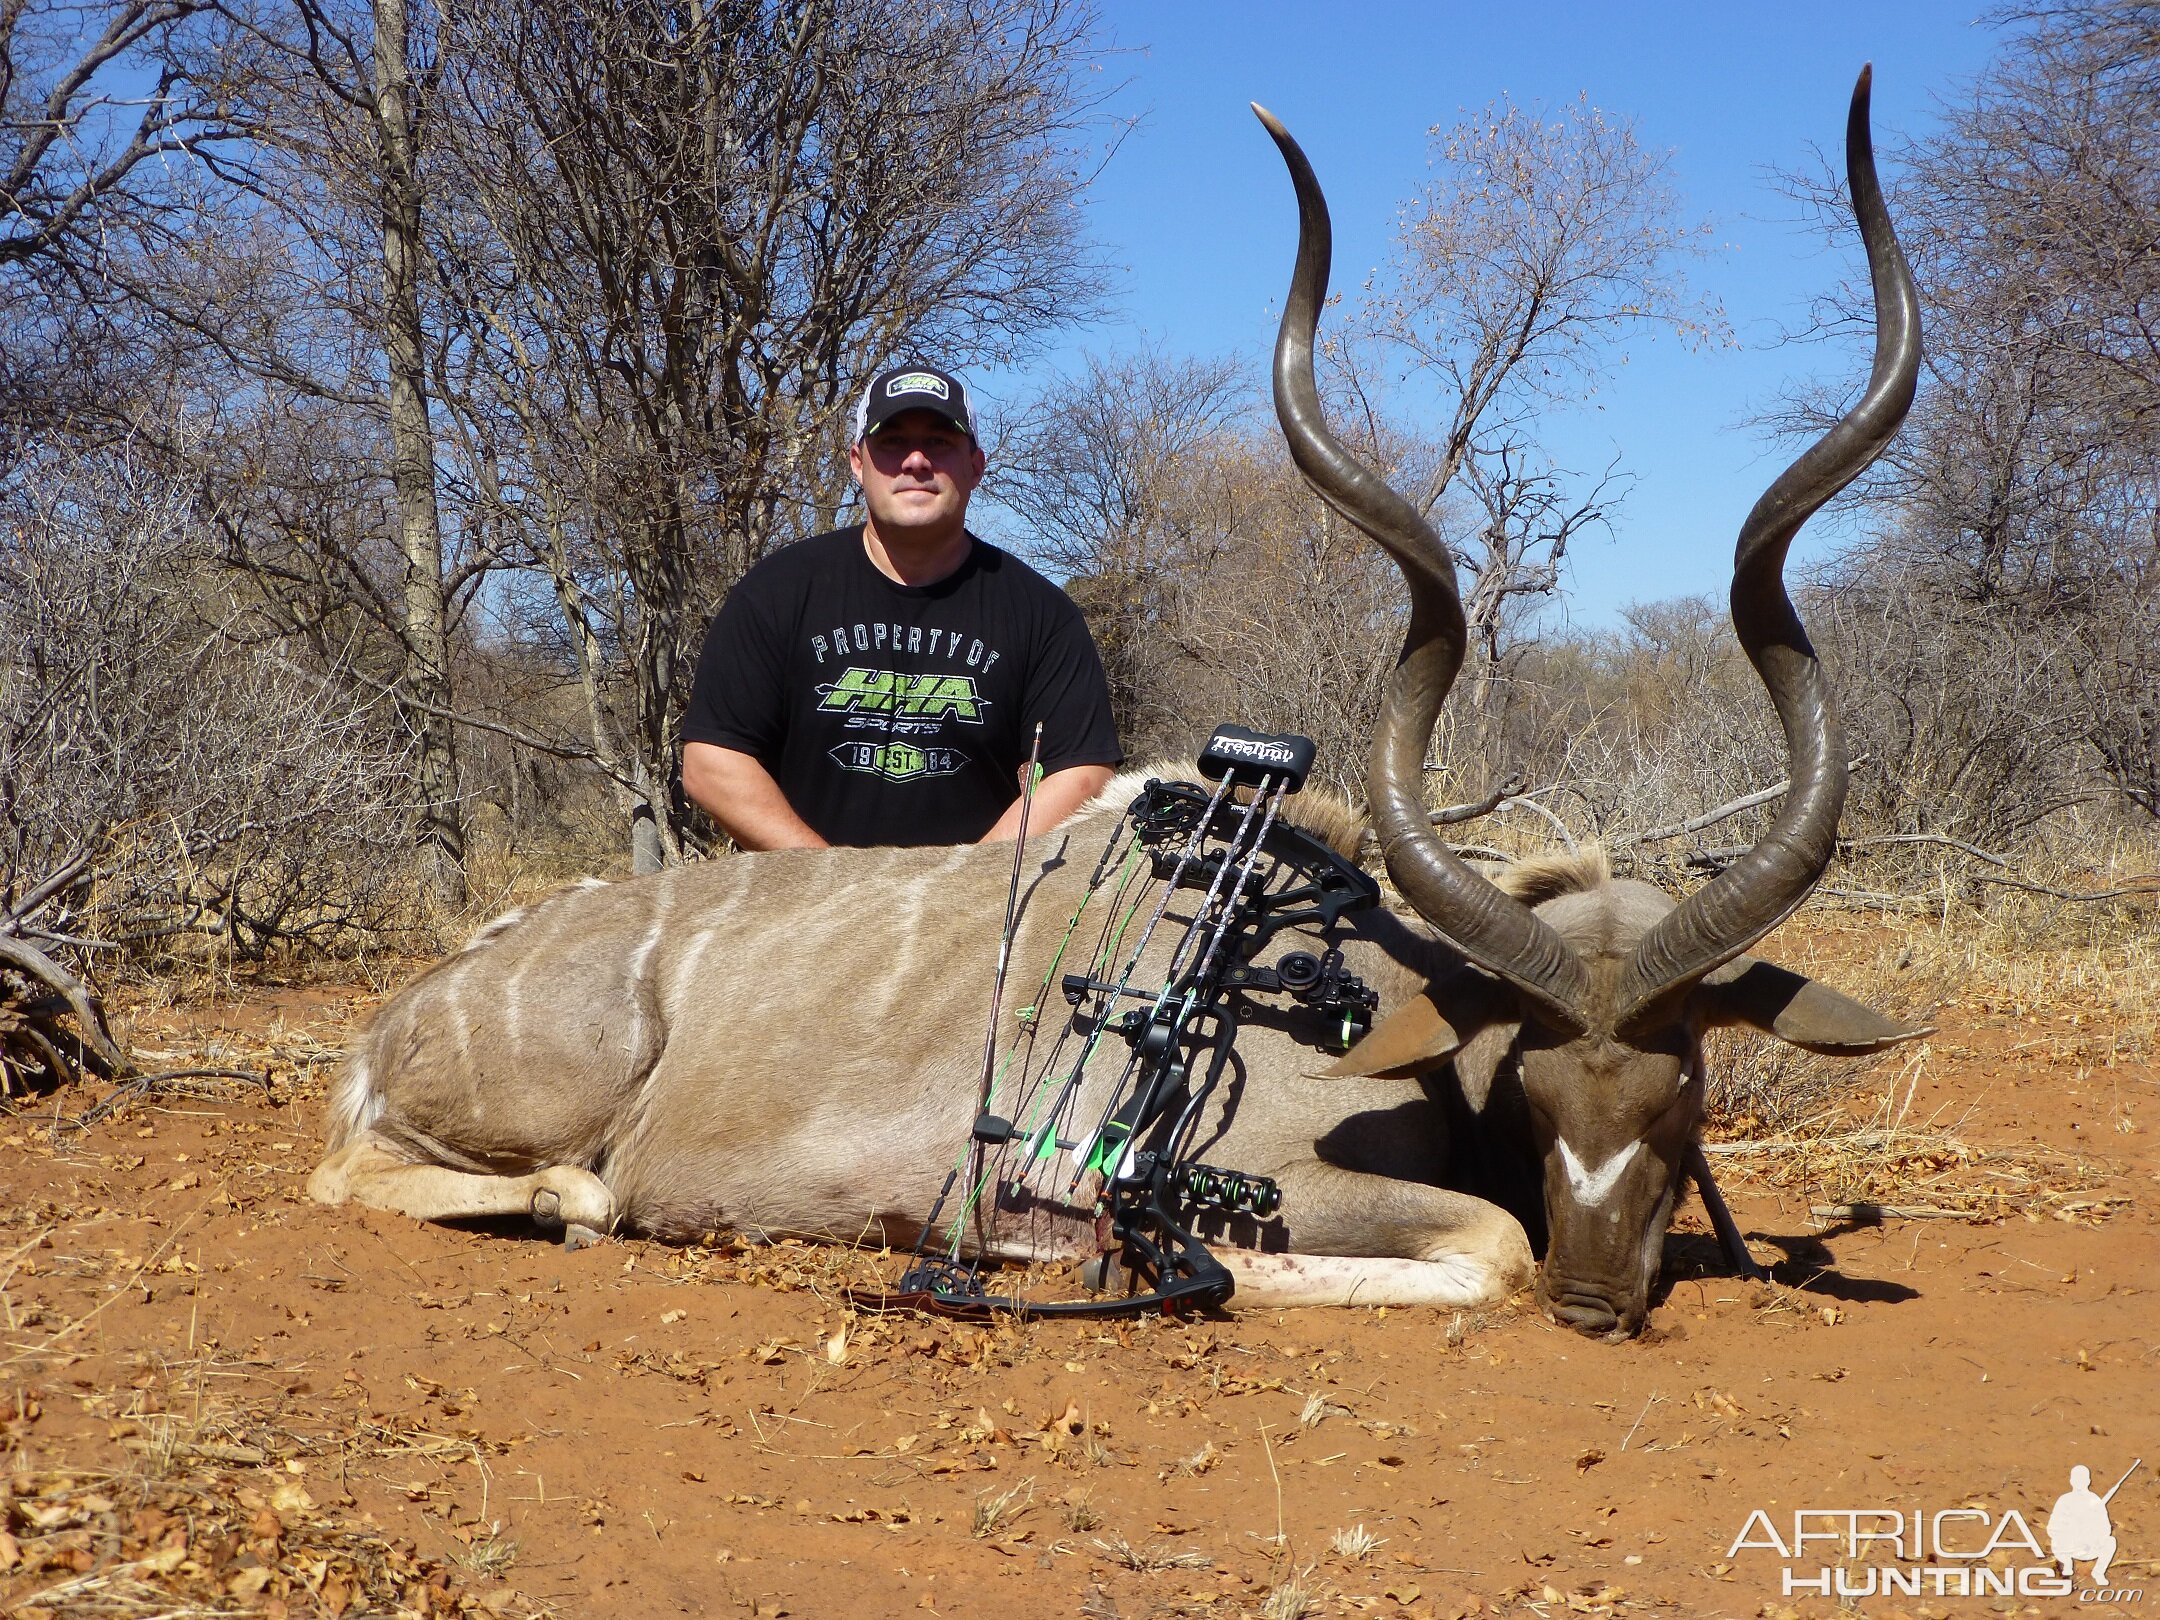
[978,763,1116,843]
[682,742,830,851]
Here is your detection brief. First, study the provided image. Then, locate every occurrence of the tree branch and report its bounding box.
[1617,757,1873,849]
[1422,771,1529,823]
[0,935,129,1076]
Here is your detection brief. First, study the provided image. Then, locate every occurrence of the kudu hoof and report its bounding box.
[562,1223,604,1251]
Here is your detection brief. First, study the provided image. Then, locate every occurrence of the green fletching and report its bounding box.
[1085,1124,1129,1176]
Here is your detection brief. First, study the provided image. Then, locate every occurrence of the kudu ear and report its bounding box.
[1696,957,1931,1054]
[1324,992,1464,1079]
[1451,1017,1525,1110]
[1324,970,1514,1080]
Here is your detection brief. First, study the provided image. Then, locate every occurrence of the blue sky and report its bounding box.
[973,2,2003,628]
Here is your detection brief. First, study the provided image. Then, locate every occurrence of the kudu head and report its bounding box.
[1257,71,1926,1337]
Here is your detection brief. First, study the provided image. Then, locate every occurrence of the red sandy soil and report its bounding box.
[1,933,2153,1620]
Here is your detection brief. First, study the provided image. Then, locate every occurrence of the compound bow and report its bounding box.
[850,725,1380,1320]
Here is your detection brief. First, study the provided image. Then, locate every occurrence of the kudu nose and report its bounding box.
[1542,1285,1622,1338]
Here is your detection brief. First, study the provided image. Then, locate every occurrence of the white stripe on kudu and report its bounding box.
[1557,1138,1642,1208]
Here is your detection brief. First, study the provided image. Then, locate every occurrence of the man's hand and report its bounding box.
[682,743,830,851]
[979,763,1117,843]
[684,745,1113,849]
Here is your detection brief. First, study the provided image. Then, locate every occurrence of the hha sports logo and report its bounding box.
[815,667,989,723]
[1727,1458,2142,1603]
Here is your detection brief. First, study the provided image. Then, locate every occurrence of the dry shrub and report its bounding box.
[1091,1532,1212,1573]
[2,444,422,983]
[458,811,628,931]
[1257,1562,1325,1619]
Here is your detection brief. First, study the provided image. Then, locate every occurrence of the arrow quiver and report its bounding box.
[858,725,1380,1320]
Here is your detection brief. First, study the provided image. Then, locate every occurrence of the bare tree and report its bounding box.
[1352,93,1727,794]
[66,0,488,909]
[1369,95,1725,505]
[1820,563,2095,847]
[1449,442,1626,770]
[1161,463,1407,797]
[995,348,1248,748]
[999,101,1721,794]
[1776,5,2160,827]
[1,0,236,439]
[995,348,1414,783]
[368,0,463,906]
[2077,573,2160,818]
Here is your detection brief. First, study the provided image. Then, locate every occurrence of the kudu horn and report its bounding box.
[1254,101,1590,1035]
[1615,66,1922,1028]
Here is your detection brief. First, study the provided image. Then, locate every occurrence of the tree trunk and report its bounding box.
[373,0,465,911]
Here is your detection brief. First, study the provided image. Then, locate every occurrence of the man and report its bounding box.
[682,363,1122,849]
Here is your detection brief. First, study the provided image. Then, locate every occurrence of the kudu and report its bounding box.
[311,73,1923,1337]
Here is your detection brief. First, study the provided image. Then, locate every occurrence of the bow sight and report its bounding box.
[854,725,1380,1320]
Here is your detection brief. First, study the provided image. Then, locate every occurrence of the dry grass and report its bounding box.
[1709,874,2159,1138]
[1328,1523,1383,1561]
[970,1476,1035,1538]
[1296,1392,1351,1430]
[1706,1124,2120,1223]
[456,818,628,944]
[1952,929,2160,1070]
[1257,1561,1325,1619]
[1695,886,2154,1216]
[1842,835,2160,1047]
[1704,916,1956,1137]
[1703,1012,2119,1222]
[1090,1532,1212,1573]
[447,1524,520,1581]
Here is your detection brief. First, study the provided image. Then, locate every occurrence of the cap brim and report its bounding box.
[863,408,974,440]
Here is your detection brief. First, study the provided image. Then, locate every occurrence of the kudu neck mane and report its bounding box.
[1489,846,1613,909]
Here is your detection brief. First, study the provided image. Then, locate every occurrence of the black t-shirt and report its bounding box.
[683,527,1123,846]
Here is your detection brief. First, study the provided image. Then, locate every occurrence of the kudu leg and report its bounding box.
[1686,1142,1768,1282]
[308,1134,615,1246]
[1211,1162,1534,1309]
[1217,1249,1523,1309]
